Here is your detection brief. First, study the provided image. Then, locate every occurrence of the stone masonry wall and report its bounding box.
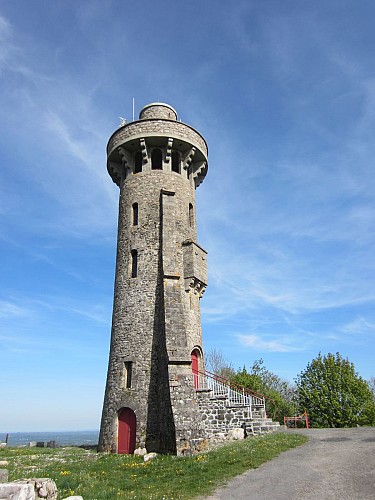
[99,171,207,453]
[197,391,252,439]
[107,120,208,159]
[140,103,178,121]
[99,104,209,455]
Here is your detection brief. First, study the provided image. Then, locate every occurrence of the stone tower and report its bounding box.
[98,103,208,455]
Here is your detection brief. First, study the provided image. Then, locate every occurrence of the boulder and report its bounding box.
[134,447,147,456]
[0,461,8,467]
[144,452,157,462]
[62,497,83,500]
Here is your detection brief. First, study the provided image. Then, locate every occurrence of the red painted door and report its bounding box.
[191,350,199,389]
[118,408,136,454]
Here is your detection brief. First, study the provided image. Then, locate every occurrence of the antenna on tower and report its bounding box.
[132,98,135,121]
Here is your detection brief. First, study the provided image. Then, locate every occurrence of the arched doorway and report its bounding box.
[118,407,136,454]
[191,349,201,389]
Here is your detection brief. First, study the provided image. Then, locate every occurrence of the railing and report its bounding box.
[284,410,309,429]
[193,370,267,417]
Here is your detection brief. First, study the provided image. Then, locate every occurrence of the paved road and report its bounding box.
[205,427,375,500]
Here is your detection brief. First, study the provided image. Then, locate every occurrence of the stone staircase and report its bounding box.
[194,371,280,440]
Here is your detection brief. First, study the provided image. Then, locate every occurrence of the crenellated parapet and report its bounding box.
[107,104,208,189]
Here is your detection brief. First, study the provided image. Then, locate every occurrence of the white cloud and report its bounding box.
[237,333,303,352]
[340,317,375,336]
[0,300,29,318]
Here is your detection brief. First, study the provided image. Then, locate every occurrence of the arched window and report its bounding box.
[131,250,138,278]
[189,203,194,227]
[132,203,138,226]
[134,151,142,174]
[171,151,180,173]
[151,148,162,170]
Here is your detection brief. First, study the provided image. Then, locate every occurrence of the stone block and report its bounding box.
[0,469,8,482]
[227,428,245,440]
[14,478,57,499]
[144,452,157,462]
[0,483,34,499]
[134,447,147,456]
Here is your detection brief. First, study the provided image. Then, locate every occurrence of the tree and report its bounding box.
[368,376,375,398]
[232,359,298,424]
[296,352,375,428]
[204,347,235,379]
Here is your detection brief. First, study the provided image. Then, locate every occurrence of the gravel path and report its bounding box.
[204,427,375,500]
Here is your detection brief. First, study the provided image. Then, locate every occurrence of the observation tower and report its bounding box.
[98,103,208,455]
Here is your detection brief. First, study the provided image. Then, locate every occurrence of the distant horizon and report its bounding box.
[1,429,99,435]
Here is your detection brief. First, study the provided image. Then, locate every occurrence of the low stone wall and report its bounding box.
[197,391,251,438]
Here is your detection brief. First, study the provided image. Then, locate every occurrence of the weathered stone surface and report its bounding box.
[134,447,147,456]
[0,483,34,499]
[29,442,37,448]
[144,452,157,463]
[62,497,83,500]
[227,428,245,440]
[14,479,57,499]
[0,469,8,482]
[0,461,8,467]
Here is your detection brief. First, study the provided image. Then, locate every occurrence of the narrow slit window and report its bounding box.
[134,151,142,174]
[171,151,180,173]
[132,203,138,226]
[151,148,163,170]
[124,361,132,388]
[189,203,194,227]
[131,250,138,278]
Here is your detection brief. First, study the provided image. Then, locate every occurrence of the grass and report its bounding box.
[1,432,308,499]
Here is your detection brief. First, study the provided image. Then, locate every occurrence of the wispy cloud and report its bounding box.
[0,15,119,240]
[340,317,375,336]
[0,300,29,318]
[238,333,303,352]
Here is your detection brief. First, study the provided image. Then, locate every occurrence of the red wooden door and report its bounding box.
[191,350,199,389]
[118,408,136,454]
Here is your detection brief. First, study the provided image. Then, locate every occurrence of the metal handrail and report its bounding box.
[193,370,267,417]
[199,369,273,402]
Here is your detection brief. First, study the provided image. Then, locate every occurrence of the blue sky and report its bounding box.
[1,0,374,432]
